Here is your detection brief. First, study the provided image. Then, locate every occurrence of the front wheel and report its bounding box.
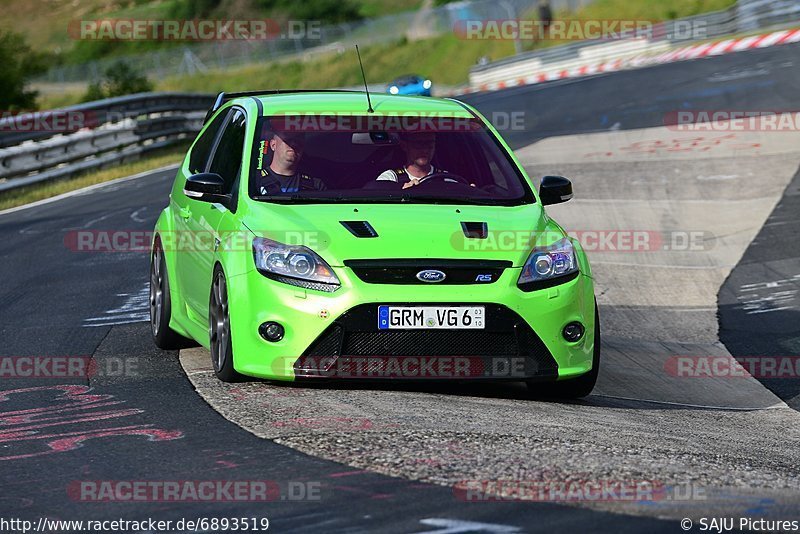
[527,302,601,399]
[150,240,191,350]
[209,266,244,383]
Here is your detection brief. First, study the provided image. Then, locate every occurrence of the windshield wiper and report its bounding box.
[252,194,341,202]
[399,195,499,205]
[252,194,507,205]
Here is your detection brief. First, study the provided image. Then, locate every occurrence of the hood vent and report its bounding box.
[461,221,488,239]
[340,220,378,238]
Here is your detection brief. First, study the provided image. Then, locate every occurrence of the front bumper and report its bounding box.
[225,265,596,381]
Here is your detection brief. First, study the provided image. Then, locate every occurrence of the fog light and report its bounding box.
[562,322,585,342]
[259,321,284,342]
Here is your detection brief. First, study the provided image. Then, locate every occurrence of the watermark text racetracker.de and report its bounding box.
[64,229,715,253]
[665,356,800,379]
[288,355,534,379]
[69,18,321,41]
[68,479,321,502]
[267,112,527,132]
[454,479,706,502]
[0,356,138,379]
[454,19,707,42]
[0,110,100,133]
[665,110,800,131]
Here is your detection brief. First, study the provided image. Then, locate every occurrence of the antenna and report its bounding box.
[355,45,374,113]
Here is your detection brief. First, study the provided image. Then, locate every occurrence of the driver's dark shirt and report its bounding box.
[257,167,326,195]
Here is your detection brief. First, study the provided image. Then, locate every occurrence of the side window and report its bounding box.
[208,109,246,194]
[188,111,229,174]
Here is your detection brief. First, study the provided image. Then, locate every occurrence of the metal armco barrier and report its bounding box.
[0,93,213,192]
[469,0,800,90]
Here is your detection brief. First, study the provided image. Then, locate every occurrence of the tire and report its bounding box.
[527,302,601,399]
[150,239,190,350]
[209,266,244,383]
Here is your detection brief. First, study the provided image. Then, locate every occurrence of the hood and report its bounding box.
[242,202,562,267]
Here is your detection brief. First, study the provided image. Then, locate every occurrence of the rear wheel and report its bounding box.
[150,239,190,349]
[527,302,601,399]
[209,266,244,382]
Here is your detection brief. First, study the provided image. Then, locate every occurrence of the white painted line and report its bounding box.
[416,519,522,533]
[0,164,179,218]
[686,43,714,59]
[706,39,735,55]
[130,207,150,223]
[786,29,800,43]
[592,394,788,411]
[83,283,150,328]
[757,30,790,48]
[731,35,760,52]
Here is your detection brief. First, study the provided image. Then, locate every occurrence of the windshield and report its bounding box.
[391,75,421,86]
[247,114,534,205]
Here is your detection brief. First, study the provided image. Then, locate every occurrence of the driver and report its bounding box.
[375,132,454,189]
[256,130,326,194]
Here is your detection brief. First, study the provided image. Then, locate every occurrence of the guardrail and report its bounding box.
[469,0,800,89]
[0,93,213,192]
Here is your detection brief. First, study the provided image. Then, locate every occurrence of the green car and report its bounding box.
[150,90,599,397]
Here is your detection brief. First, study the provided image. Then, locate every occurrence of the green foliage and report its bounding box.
[256,0,364,23]
[82,61,154,102]
[169,0,223,18]
[0,30,48,110]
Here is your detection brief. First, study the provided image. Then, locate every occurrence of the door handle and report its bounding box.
[179,206,191,220]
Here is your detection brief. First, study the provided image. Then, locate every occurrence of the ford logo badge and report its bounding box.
[416,269,446,283]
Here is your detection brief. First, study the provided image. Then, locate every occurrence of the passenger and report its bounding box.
[256,131,325,194]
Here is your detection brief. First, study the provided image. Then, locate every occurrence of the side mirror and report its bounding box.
[184,173,227,203]
[539,175,573,206]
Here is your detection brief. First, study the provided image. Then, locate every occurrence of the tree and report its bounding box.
[257,0,363,24]
[0,30,48,110]
[82,61,153,102]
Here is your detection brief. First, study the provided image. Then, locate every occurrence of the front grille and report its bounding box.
[344,259,511,285]
[344,330,519,356]
[295,303,558,379]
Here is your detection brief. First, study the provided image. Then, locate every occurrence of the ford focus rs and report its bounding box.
[150,90,599,397]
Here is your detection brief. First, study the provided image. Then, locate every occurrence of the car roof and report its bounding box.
[243,91,470,117]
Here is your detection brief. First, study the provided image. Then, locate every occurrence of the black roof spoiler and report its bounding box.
[202,89,366,124]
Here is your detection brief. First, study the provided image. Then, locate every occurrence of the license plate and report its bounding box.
[378,306,485,329]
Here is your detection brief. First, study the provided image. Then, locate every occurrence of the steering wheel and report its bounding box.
[416,172,472,186]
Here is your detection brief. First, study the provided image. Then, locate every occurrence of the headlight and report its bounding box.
[518,237,578,289]
[253,237,340,291]
[422,79,432,89]
[389,85,399,94]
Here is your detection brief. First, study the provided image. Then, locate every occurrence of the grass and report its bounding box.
[575,0,737,20]
[0,141,189,211]
[156,32,514,93]
[517,0,738,51]
[2,0,424,57]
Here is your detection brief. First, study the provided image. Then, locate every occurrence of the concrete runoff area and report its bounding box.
[181,120,800,519]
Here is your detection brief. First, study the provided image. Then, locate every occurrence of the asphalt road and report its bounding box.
[0,170,674,532]
[1,43,799,532]
[719,165,800,408]
[461,42,799,146]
